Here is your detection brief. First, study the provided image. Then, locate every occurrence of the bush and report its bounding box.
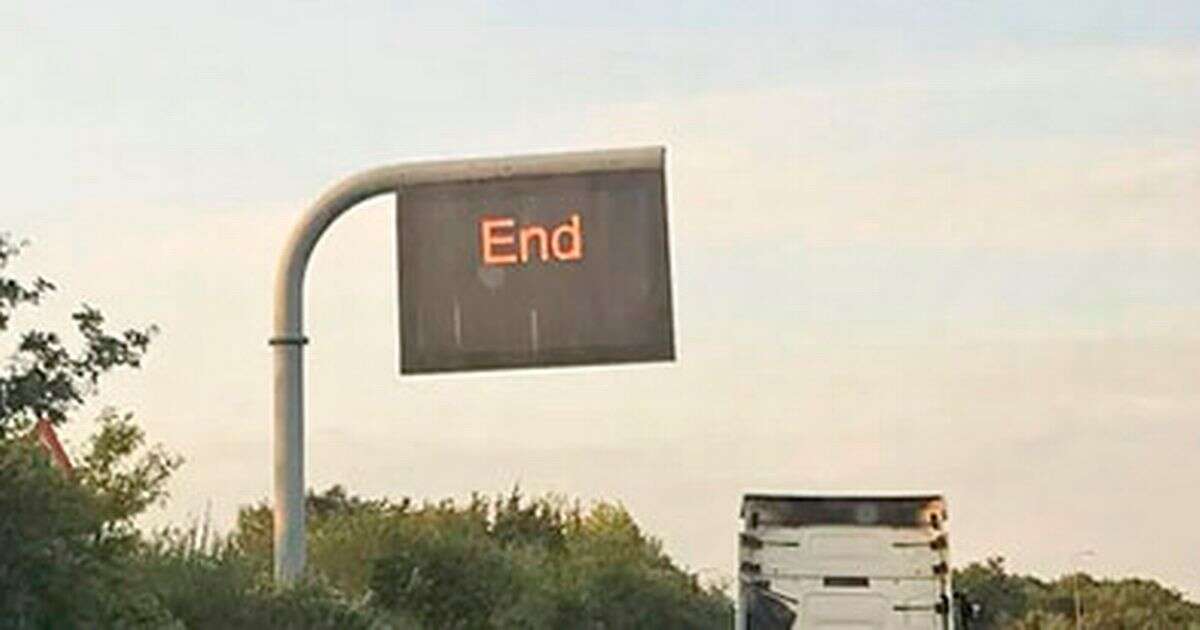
[368,511,517,629]
[232,487,733,629]
[955,557,1200,629]
[0,439,378,629]
[137,525,384,630]
[0,439,178,628]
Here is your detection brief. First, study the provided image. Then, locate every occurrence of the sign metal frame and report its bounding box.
[269,146,669,582]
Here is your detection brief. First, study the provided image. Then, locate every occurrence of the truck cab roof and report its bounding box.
[741,494,946,528]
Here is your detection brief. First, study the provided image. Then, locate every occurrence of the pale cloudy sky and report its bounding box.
[3,2,1199,595]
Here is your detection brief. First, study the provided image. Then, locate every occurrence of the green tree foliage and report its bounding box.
[76,408,184,531]
[0,419,187,627]
[0,235,155,438]
[234,487,734,629]
[955,556,1200,629]
[0,234,178,627]
[1,438,107,627]
[134,528,383,630]
[956,557,1037,627]
[0,235,369,629]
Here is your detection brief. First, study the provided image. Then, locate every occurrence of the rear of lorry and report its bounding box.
[737,495,961,630]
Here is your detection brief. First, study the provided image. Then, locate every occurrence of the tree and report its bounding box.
[954,557,1200,629]
[0,234,180,627]
[0,235,156,438]
[0,234,379,629]
[0,415,185,627]
[0,234,177,536]
[955,557,1036,628]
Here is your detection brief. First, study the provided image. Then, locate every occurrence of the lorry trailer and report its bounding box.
[737,494,973,630]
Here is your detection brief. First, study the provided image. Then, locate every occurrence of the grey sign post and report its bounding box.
[270,146,672,583]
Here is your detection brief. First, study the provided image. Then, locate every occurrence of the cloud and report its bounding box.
[571,44,1199,249]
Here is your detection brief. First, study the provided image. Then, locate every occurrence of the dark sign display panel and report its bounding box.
[397,160,674,374]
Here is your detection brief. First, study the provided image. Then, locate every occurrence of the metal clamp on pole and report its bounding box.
[268,336,309,346]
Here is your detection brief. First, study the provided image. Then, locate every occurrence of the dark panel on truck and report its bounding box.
[741,495,946,528]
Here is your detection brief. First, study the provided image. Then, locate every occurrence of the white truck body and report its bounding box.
[737,494,955,630]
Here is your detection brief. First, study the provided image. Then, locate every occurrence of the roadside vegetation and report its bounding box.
[2,232,1197,629]
[955,557,1200,629]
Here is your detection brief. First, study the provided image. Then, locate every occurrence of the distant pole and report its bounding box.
[1073,572,1081,630]
[1071,550,1095,630]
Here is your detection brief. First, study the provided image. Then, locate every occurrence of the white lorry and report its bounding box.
[737,494,974,630]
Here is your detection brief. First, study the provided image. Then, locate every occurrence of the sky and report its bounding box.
[3,1,1199,596]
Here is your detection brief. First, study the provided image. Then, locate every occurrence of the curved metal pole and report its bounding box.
[269,165,399,583]
[269,146,663,583]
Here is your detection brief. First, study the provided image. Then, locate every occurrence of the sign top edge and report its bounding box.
[391,145,665,188]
